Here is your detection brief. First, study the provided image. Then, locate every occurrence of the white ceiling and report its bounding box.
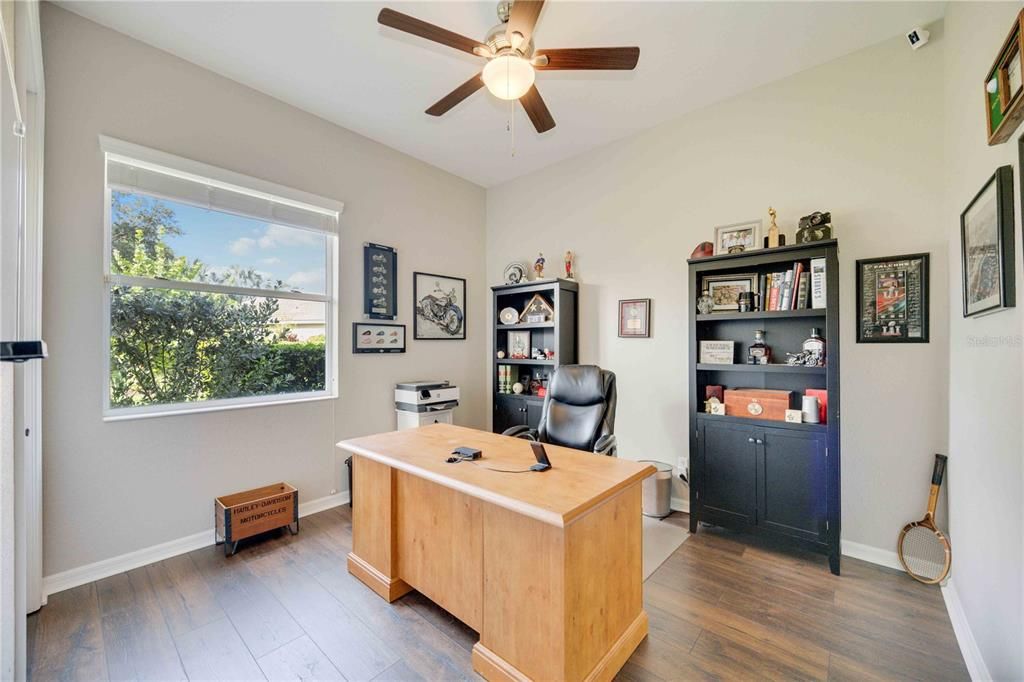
[61,1,944,187]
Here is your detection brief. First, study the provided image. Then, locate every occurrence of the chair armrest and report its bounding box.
[594,434,617,457]
[502,425,538,440]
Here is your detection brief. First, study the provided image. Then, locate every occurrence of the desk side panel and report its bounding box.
[481,505,566,680]
[566,484,645,681]
[395,470,484,631]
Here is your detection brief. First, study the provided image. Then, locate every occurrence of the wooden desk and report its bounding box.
[338,424,655,681]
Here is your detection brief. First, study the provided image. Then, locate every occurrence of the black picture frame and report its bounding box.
[352,322,405,353]
[413,271,467,340]
[855,253,930,343]
[363,243,397,320]
[960,165,1016,317]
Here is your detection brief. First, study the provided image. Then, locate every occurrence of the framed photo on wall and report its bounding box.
[856,253,930,343]
[413,271,466,339]
[713,220,762,255]
[618,299,651,337]
[363,243,397,320]
[960,165,1016,317]
[352,322,405,353]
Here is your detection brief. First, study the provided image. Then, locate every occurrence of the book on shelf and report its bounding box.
[810,257,827,309]
[779,269,794,310]
[796,270,810,309]
[790,262,803,310]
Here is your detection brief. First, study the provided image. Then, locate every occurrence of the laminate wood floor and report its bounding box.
[28,507,969,681]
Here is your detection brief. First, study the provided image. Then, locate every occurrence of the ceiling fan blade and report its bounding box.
[519,85,555,133]
[426,74,485,116]
[378,8,488,56]
[507,0,544,47]
[534,47,640,70]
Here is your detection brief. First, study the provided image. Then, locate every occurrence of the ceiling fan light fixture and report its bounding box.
[482,54,535,100]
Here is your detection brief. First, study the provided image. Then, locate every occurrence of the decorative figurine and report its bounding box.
[796,211,832,243]
[564,250,575,279]
[696,290,714,315]
[765,207,785,248]
[533,252,546,279]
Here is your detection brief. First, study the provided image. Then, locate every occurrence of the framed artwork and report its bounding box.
[352,322,405,353]
[986,10,1024,145]
[701,272,759,313]
[618,299,651,338]
[413,271,466,339]
[507,330,531,359]
[713,220,762,255]
[856,253,930,343]
[960,165,1016,317]
[363,243,397,320]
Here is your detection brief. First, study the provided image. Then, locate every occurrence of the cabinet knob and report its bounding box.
[748,437,755,443]
[756,439,763,444]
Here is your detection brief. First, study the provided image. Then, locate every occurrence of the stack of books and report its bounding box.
[759,257,826,311]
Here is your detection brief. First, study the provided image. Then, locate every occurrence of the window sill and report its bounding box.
[102,391,337,422]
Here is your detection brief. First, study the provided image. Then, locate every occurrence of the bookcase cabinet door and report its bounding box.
[698,420,758,527]
[758,427,828,543]
[494,395,527,433]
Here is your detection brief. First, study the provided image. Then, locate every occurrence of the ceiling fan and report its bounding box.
[377,0,640,133]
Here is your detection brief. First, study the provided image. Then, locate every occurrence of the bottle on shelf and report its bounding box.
[747,329,771,365]
[803,327,826,367]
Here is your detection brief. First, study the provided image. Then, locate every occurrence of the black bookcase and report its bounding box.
[687,240,842,574]
[491,279,578,433]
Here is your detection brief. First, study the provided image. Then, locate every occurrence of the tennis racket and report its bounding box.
[897,454,951,584]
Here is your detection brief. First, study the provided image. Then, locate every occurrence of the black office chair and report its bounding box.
[503,365,618,456]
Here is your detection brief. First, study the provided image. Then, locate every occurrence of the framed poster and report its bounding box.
[413,271,466,339]
[856,253,930,343]
[960,165,1016,317]
[618,299,651,337]
[364,243,397,320]
[352,322,405,353]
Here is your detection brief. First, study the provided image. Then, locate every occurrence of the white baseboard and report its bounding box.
[42,491,349,600]
[670,496,690,513]
[840,539,902,571]
[942,578,992,682]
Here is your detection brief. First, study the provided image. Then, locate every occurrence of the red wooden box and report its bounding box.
[724,389,792,421]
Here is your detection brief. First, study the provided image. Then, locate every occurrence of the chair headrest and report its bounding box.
[547,365,607,406]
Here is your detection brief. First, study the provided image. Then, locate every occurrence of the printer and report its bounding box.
[395,380,459,430]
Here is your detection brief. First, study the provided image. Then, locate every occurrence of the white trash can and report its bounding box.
[640,461,673,518]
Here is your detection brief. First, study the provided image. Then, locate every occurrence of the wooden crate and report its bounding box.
[215,482,298,556]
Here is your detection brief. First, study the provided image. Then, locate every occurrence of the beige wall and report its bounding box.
[40,4,487,577]
[943,4,1023,680]
[487,29,949,554]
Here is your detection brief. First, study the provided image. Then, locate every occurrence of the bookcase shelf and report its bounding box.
[688,239,841,575]
[492,278,578,433]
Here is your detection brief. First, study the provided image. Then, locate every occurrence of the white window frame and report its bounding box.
[99,136,342,421]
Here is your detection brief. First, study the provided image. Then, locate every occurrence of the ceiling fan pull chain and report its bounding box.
[509,99,516,157]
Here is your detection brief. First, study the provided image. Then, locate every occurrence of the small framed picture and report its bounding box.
[618,299,651,338]
[856,253,930,343]
[960,165,1016,317]
[413,271,466,339]
[364,243,397,320]
[352,322,405,353]
[507,330,531,359]
[701,273,759,313]
[713,220,762,255]
[699,340,735,364]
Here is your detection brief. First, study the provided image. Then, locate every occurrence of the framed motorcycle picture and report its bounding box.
[352,323,406,353]
[364,243,397,320]
[413,271,466,340]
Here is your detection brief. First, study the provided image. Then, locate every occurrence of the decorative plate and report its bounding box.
[503,262,528,284]
[499,307,519,325]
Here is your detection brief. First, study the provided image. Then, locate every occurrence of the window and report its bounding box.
[101,137,341,419]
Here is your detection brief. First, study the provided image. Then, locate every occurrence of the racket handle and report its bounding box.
[927,454,947,517]
[932,454,947,486]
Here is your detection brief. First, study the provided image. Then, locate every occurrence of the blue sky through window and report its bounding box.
[116,193,327,294]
